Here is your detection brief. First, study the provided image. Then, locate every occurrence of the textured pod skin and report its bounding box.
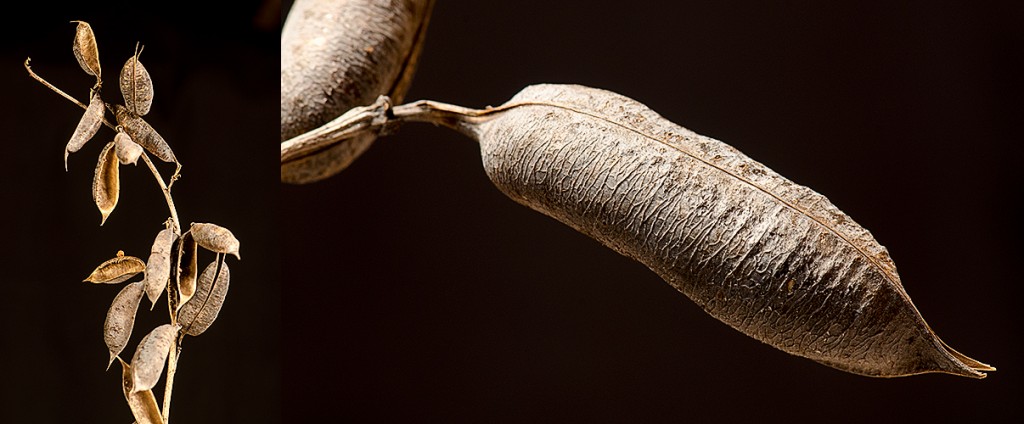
[281,0,433,183]
[475,84,987,377]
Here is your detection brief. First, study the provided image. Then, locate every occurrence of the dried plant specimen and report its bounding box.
[104,281,145,368]
[84,251,145,284]
[72,20,100,79]
[130,324,178,393]
[190,222,241,259]
[281,0,435,183]
[65,90,104,170]
[120,44,153,116]
[28,20,242,422]
[178,261,229,337]
[282,84,993,378]
[144,227,176,308]
[114,131,143,165]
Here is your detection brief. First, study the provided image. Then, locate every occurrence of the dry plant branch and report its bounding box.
[30,21,241,423]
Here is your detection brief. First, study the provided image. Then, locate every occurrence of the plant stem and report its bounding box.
[163,343,180,423]
[140,154,181,235]
[25,58,117,129]
[279,95,498,165]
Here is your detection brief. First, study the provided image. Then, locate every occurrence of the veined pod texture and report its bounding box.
[461,84,990,378]
[281,0,434,183]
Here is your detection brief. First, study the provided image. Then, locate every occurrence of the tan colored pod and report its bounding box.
[280,0,434,183]
[470,84,992,378]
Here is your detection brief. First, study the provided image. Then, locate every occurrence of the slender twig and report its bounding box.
[280,95,500,165]
[25,58,118,129]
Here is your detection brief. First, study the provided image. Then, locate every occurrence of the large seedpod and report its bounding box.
[281,0,434,183]
[471,84,991,378]
[283,84,994,378]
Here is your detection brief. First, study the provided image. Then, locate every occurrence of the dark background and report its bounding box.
[2,1,280,423]
[282,0,1021,423]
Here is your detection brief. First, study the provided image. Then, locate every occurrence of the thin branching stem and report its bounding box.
[279,95,500,165]
[29,54,188,424]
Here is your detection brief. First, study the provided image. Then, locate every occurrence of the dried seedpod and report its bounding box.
[120,44,153,116]
[281,0,435,183]
[92,140,120,225]
[144,228,176,308]
[175,231,198,309]
[115,104,176,163]
[113,131,143,165]
[129,324,178,393]
[84,251,145,284]
[190,222,240,259]
[284,84,993,378]
[71,20,101,79]
[178,261,230,337]
[104,281,145,369]
[118,358,163,424]
[65,90,105,171]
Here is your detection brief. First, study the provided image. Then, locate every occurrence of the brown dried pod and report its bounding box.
[190,222,240,260]
[114,131,143,166]
[85,251,145,284]
[178,261,230,337]
[115,104,176,163]
[129,323,178,394]
[65,90,105,171]
[281,0,435,183]
[118,358,164,424]
[93,140,120,225]
[71,20,101,79]
[119,45,153,116]
[300,84,995,378]
[175,231,198,309]
[461,84,992,378]
[104,281,145,369]
[144,228,176,308]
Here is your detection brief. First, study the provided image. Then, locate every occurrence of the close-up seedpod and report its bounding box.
[284,84,993,378]
[281,0,435,183]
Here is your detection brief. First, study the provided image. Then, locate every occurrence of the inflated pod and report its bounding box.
[281,0,434,183]
[448,84,989,378]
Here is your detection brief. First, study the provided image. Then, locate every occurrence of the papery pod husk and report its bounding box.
[179,260,230,337]
[104,281,145,369]
[175,231,198,309]
[120,48,153,116]
[65,90,105,171]
[129,323,178,393]
[85,251,145,284]
[71,20,101,79]
[119,359,164,424]
[144,228,176,308]
[281,0,435,183]
[190,222,240,259]
[467,84,992,378]
[114,131,143,165]
[93,141,120,225]
[115,105,176,163]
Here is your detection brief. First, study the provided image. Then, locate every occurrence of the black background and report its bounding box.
[2,1,280,423]
[282,0,1021,423]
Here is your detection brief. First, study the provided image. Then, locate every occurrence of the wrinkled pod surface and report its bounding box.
[399,84,991,378]
[281,0,434,183]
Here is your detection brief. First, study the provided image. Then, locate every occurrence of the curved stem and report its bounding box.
[25,58,117,129]
[280,95,499,165]
[140,154,181,235]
